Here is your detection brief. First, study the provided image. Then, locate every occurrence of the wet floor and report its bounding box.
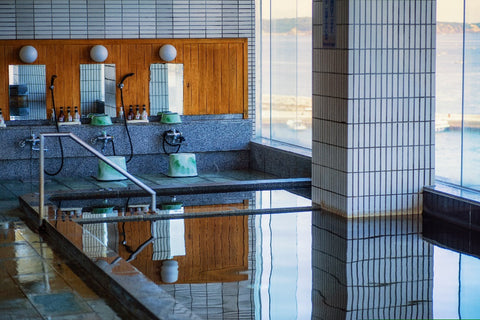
[0,170,289,319]
[0,219,122,319]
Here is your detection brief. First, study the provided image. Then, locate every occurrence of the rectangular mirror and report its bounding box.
[80,64,116,117]
[8,65,47,120]
[149,64,184,115]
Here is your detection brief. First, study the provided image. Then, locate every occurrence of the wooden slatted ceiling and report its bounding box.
[0,39,248,120]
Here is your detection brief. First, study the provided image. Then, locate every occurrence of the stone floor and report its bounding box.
[0,170,286,319]
[0,217,123,319]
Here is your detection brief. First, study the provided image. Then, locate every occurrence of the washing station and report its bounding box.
[160,112,198,178]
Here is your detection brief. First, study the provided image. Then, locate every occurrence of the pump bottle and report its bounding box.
[127,105,134,120]
[74,106,80,122]
[141,105,148,121]
[67,106,73,122]
[58,107,65,122]
[135,105,141,120]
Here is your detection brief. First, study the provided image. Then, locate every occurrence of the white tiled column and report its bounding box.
[312,0,436,217]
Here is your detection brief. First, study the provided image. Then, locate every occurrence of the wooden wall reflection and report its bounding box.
[117,205,249,284]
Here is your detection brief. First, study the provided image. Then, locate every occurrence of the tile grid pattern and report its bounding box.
[0,0,256,129]
[312,212,433,319]
[80,64,105,116]
[9,64,47,120]
[312,0,436,216]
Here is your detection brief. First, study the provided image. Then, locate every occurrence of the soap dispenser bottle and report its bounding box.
[58,107,65,122]
[67,106,73,122]
[141,105,148,120]
[127,105,134,120]
[74,106,80,122]
[0,108,5,127]
[135,105,141,120]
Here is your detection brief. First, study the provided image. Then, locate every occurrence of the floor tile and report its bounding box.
[51,263,99,300]
[4,256,54,276]
[0,298,42,318]
[15,273,72,295]
[0,185,17,200]
[2,181,37,197]
[0,242,37,259]
[44,181,72,192]
[0,277,26,300]
[50,313,103,319]
[29,292,92,317]
[0,228,20,244]
[52,178,99,190]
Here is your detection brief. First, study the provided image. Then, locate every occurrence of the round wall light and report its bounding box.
[90,45,108,63]
[19,46,38,63]
[159,44,177,62]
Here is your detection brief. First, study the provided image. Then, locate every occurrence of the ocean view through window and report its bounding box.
[256,0,312,149]
[436,0,480,190]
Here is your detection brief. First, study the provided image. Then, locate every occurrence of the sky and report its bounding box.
[261,0,312,19]
[263,0,480,22]
[437,0,480,23]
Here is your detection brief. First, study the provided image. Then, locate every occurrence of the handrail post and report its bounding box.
[39,135,45,220]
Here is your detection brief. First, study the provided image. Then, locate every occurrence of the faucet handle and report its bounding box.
[32,146,48,152]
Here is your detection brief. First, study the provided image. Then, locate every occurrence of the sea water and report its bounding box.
[436,32,480,188]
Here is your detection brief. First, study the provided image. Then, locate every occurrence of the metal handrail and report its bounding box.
[39,132,156,220]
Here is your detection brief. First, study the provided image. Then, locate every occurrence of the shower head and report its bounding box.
[50,75,57,89]
[118,73,135,88]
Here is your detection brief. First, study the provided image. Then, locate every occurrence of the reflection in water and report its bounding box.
[423,213,480,319]
[50,190,480,318]
[313,211,433,319]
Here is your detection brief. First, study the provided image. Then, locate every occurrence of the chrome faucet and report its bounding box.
[19,133,45,151]
[91,131,113,154]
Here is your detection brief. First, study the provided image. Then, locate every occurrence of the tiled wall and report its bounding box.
[312,0,436,216]
[0,0,256,122]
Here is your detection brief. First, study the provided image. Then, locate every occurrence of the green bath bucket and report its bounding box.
[167,153,198,177]
[97,156,128,181]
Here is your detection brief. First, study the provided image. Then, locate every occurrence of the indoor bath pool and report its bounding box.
[19,189,480,319]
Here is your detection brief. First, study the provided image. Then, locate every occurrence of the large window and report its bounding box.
[436,0,480,189]
[256,0,312,148]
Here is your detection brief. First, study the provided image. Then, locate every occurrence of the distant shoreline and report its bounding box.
[437,22,480,34]
[261,19,480,35]
[437,113,480,130]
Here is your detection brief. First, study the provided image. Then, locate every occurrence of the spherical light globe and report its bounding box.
[19,46,38,63]
[90,45,108,62]
[159,44,177,62]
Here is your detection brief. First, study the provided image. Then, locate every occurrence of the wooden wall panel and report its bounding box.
[0,46,7,120]
[0,38,248,120]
